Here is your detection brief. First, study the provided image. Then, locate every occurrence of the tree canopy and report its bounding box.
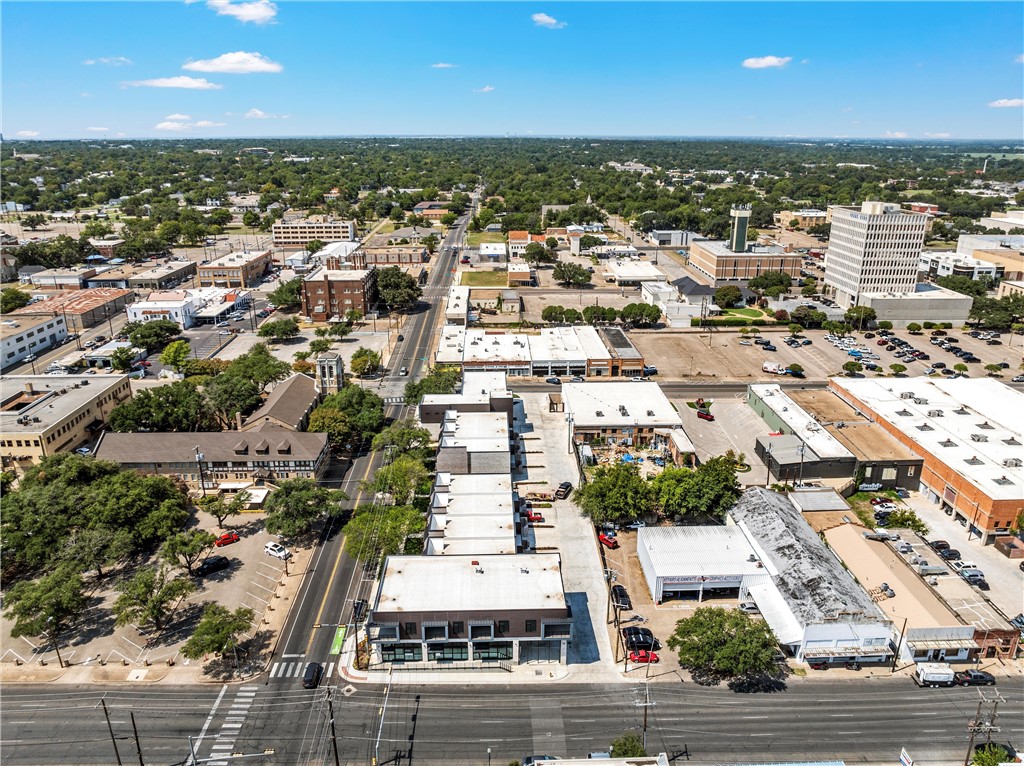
[403,367,461,405]
[573,463,653,523]
[263,478,348,538]
[343,504,425,567]
[377,266,422,311]
[667,606,780,682]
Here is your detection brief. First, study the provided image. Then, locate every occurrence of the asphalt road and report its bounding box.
[3,679,1020,765]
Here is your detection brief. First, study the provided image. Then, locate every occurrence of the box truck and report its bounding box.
[914,662,956,688]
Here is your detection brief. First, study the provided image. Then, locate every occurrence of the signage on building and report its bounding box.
[858,483,883,492]
[662,575,740,586]
[900,748,913,766]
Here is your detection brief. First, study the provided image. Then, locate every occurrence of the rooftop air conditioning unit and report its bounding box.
[970,434,988,443]
[927,410,942,417]
[899,391,914,400]
[1004,458,1022,468]
[913,397,928,405]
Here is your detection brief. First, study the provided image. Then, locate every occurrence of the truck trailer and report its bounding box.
[914,662,956,688]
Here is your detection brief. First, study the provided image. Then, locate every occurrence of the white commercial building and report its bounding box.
[126,287,250,329]
[824,202,928,309]
[1,315,69,370]
[427,472,517,556]
[445,285,471,325]
[640,282,710,328]
[479,242,508,261]
[919,251,999,281]
[272,217,356,247]
[977,209,1024,233]
[602,259,668,285]
[637,526,772,603]
[857,283,973,329]
[560,381,685,447]
[527,327,610,377]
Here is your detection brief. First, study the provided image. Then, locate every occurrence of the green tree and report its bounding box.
[619,303,661,327]
[160,339,192,372]
[522,241,555,266]
[108,380,216,432]
[226,343,290,392]
[800,284,817,297]
[308,338,332,355]
[583,305,618,324]
[342,504,425,567]
[882,508,929,535]
[788,323,804,336]
[181,604,255,662]
[889,363,907,376]
[842,360,863,376]
[973,746,1015,766]
[161,530,217,575]
[370,419,433,460]
[440,212,457,226]
[573,462,654,523]
[649,457,740,521]
[22,213,48,230]
[305,239,325,256]
[541,305,566,323]
[197,491,250,527]
[563,307,583,324]
[263,478,348,538]
[877,320,894,331]
[128,319,181,352]
[844,305,877,330]
[747,271,792,292]
[61,526,133,580]
[936,275,987,298]
[953,363,968,374]
[545,236,559,250]
[377,266,422,311]
[609,732,647,758]
[3,565,87,640]
[984,363,1003,376]
[667,606,779,681]
[403,367,461,405]
[906,322,923,334]
[258,317,301,342]
[1,288,31,313]
[350,347,382,377]
[308,407,352,450]
[422,234,440,255]
[787,363,804,377]
[110,346,137,373]
[552,261,592,288]
[316,385,385,439]
[204,373,262,428]
[268,277,303,311]
[578,234,603,250]
[112,566,195,631]
[791,306,827,328]
[715,285,742,308]
[362,455,429,506]
[241,210,260,231]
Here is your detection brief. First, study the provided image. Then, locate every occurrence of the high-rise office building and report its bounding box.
[824,202,927,308]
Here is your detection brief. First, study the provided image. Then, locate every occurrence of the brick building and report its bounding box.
[300,267,379,322]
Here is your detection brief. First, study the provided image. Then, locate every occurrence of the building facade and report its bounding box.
[198,250,272,288]
[1,315,68,370]
[0,374,131,466]
[300,267,378,322]
[271,218,356,246]
[824,202,928,309]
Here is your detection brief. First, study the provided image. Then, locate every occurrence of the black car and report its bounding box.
[955,670,996,686]
[554,482,574,500]
[938,548,961,561]
[928,540,951,551]
[623,627,660,651]
[302,662,323,689]
[193,555,231,577]
[611,585,632,611]
[964,575,990,591]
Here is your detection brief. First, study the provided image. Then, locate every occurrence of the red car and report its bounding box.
[214,532,240,547]
[599,533,620,549]
[526,511,545,523]
[696,410,715,422]
[138,360,152,367]
[629,650,659,664]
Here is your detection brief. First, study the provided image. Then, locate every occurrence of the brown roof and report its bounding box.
[10,288,132,316]
[94,429,328,464]
[242,374,318,431]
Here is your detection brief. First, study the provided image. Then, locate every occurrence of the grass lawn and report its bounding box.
[723,308,764,318]
[467,231,507,246]
[460,271,509,287]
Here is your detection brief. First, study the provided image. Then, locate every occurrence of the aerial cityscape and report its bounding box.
[1,2,1023,766]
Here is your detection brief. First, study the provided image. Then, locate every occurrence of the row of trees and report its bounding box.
[540,303,662,327]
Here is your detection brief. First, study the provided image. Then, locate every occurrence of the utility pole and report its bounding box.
[634,683,655,750]
[327,692,341,766]
[101,699,124,766]
[963,691,1004,766]
[130,712,145,766]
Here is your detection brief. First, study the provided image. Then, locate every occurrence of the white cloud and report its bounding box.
[431,62,457,69]
[884,131,909,139]
[474,85,495,93]
[183,51,283,74]
[244,107,288,119]
[86,127,110,132]
[800,58,810,65]
[988,98,1024,108]
[1016,54,1024,64]
[924,132,952,139]
[16,130,40,137]
[123,76,223,90]
[165,113,192,121]
[155,121,191,132]
[194,120,226,127]
[206,0,277,24]
[742,55,792,69]
[531,12,566,29]
[83,56,133,66]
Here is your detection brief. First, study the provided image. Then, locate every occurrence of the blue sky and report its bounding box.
[4,1,1023,140]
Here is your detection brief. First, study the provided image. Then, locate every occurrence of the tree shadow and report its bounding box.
[727,671,788,694]
[200,629,273,680]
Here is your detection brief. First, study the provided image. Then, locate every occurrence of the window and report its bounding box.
[907,466,916,477]
[497,620,509,636]
[525,620,537,633]
[423,625,447,641]
[470,624,494,640]
[451,621,464,638]
[403,622,417,638]
[427,642,468,662]
[473,642,513,661]
[380,644,422,663]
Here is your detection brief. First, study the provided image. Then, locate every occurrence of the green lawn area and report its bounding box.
[723,308,764,318]
[467,231,507,246]
[460,271,509,287]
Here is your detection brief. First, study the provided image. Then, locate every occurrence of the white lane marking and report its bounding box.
[187,684,228,766]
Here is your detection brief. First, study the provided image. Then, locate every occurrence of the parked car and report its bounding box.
[74,446,93,455]
[611,584,632,611]
[629,650,659,664]
[214,532,240,547]
[264,541,292,560]
[938,548,961,561]
[554,482,573,500]
[955,670,996,686]
[928,540,951,552]
[193,555,231,578]
[522,757,559,766]
[696,410,715,422]
[526,510,545,523]
[738,602,760,614]
[598,533,619,550]
[545,377,561,385]
[623,627,660,651]
[625,520,646,530]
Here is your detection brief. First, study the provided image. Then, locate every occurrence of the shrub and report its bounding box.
[751,319,767,326]
[923,321,935,329]
[690,317,751,327]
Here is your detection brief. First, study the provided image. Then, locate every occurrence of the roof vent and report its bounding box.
[927,409,942,418]
[1003,457,1022,468]
[970,433,988,443]
[899,391,914,400]
[596,410,604,417]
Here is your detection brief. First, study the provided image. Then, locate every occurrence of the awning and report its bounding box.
[907,638,980,650]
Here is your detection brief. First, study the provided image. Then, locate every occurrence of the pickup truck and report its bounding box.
[525,510,545,523]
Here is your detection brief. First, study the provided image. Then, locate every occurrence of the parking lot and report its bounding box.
[674,397,772,486]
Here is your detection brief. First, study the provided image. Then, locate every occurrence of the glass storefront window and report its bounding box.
[473,642,513,661]
[427,642,468,662]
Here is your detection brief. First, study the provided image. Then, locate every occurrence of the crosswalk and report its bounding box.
[201,685,258,766]
[268,658,335,680]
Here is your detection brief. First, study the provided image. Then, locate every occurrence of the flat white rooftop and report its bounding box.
[831,377,1024,501]
[375,554,565,612]
[435,472,513,495]
[318,241,360,259]
[461,329,531,366]
[562,381,683,429]
[439,411,509,453]
[603,260,668,282]
[479,243,508,256]
[507,262,533,274]
[204,249,270,268]
[0,375,128,430]
[750,384,855,460]
[460,370,510,397]
[637,526,763,577]
[303,268,373,282]
[527,327,610,363]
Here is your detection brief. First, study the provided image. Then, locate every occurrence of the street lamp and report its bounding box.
[194,446,207,498]
[487,748,492,766]
[46,616,65,667]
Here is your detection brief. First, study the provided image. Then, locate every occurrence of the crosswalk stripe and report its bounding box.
[326,662,334,678]
[293,662,305,677]
[270,662,282,678]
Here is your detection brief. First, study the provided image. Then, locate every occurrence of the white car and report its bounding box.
[625,521,646,530]
[738,602,760,614]
[264,542,292,560]
[739,340,752,346]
